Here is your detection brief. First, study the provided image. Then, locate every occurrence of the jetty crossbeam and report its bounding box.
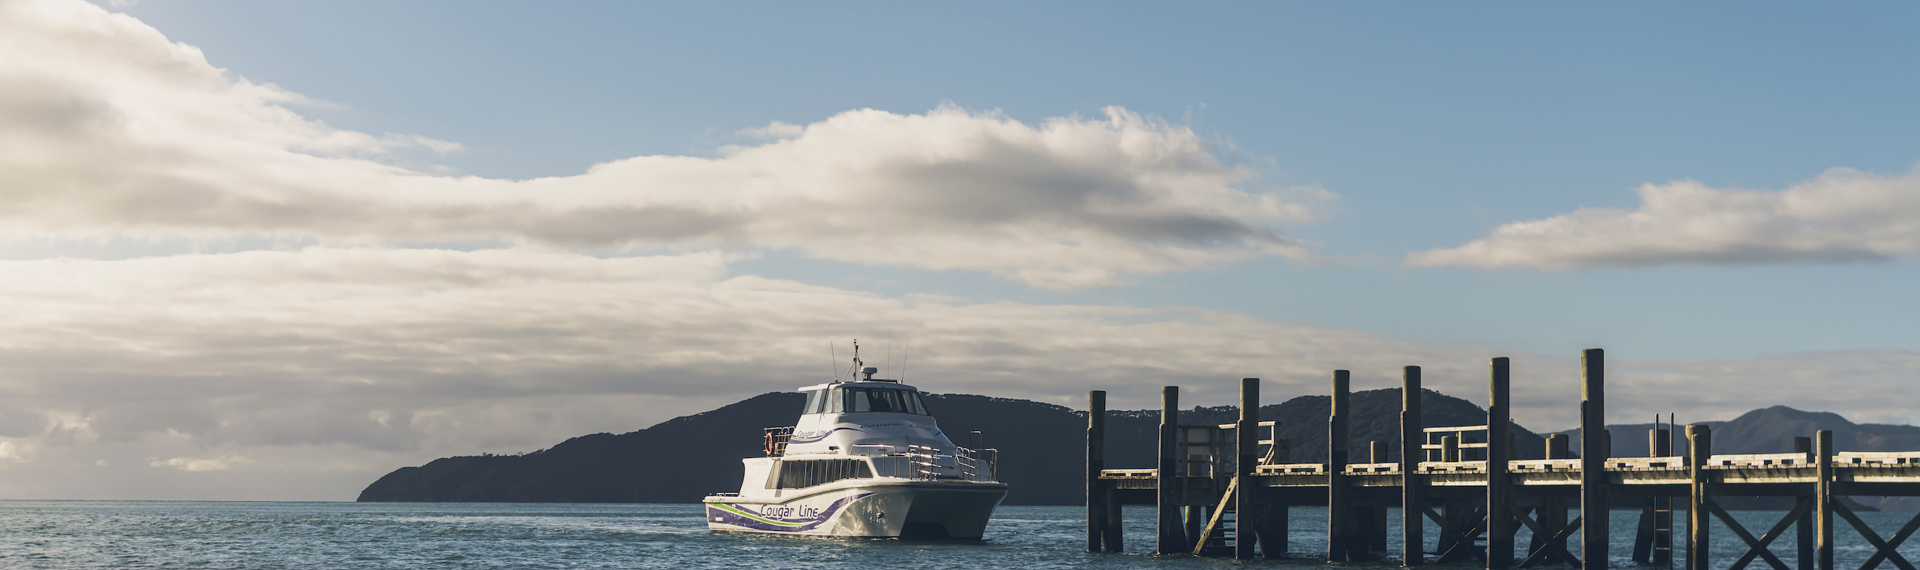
[1084,349,1920,570]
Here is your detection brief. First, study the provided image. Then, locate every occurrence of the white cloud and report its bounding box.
[149,455,252,472]
[0,440,29,463]
[0,0,1320,289]
[1410,166,1920,270]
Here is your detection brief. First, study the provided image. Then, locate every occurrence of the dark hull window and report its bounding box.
[775,459,873,489]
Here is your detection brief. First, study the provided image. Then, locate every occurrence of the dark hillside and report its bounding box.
[359,392,804,502]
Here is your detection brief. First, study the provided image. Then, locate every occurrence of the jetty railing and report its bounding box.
[1084,349,1920,570]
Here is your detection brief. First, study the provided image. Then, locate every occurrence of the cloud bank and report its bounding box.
[4,248,1917,499]
[1411,166,1920,270]
[0,0,1319,289]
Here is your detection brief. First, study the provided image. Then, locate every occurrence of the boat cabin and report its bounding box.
[798,382,930,416]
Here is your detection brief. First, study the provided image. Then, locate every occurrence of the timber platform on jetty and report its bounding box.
[1085,349,1920,570]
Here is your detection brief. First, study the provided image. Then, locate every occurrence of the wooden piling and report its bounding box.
[1087,390,1107,553]
[1796,436,1813,570]
[1688,425,1712,570]
[1815,430,1833,570]
[1158,386,1185,554]
[1261,406,1289,559]
[1443,435,1461,462]
[1653,429,1672,566]
[1488,357,1514,569]
[1329,370,1359,561]
[1581,348,1609,570]
[1402,365,1425,566]
[1546,434,1569,459]
[1185,505,1202,552]
[1257,504,1288,559]
[1237,378,1258,560]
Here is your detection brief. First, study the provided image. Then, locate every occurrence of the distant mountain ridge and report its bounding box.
[1558,405,1920,458]
[1558,405,1920,512]
[358,391,1908,507]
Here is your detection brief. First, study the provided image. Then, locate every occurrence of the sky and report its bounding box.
[2,0,1919,500]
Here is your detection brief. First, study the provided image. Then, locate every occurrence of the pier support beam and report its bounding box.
[1329,370,1361,561]
[1185,505,1202,551]
[1087,390,1110,553]
[1237,378,1259,560]
[1538,428,1576,566]
[1815,430,1834,570]
[1260,414,1289,559]
[1157,386,1185,554]
[1489,357,1514,569]
[1688,425,1712,570]
[1581,349,1609,570]
[1796,436,1814,570]
[1403,365,1426,566]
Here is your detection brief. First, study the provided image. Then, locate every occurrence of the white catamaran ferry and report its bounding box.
[703,342,1007,539]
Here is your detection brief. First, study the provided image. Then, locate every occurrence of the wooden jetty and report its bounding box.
[1085,349,1920,570]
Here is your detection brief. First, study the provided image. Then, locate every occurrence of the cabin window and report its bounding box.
[802,390,827,414]
[835,387,927,414]
[775,459,873,489]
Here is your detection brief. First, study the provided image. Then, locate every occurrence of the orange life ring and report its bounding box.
[764,432,777,456]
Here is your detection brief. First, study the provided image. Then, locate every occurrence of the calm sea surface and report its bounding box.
[3,501,1918,569]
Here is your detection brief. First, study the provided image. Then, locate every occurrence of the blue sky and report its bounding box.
[2,0,1918,499]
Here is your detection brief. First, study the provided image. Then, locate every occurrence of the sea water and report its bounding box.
[2,501,1917,569]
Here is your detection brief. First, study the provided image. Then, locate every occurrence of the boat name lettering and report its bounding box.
[761,504,823,520]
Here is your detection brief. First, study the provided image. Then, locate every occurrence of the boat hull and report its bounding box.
[704,481,1007,539]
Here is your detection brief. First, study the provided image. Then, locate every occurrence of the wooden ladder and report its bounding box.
[1651,497,1674,567]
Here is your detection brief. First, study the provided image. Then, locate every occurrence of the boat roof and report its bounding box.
[796,380,922,392]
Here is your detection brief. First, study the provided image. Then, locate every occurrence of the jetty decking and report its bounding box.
[1084,349,1920,570]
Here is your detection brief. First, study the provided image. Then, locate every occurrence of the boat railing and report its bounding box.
[764,426,794,456]
[857,444,999,483]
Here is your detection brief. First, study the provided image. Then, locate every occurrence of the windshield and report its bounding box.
[826,387,927,415]
[801,389,827,414]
